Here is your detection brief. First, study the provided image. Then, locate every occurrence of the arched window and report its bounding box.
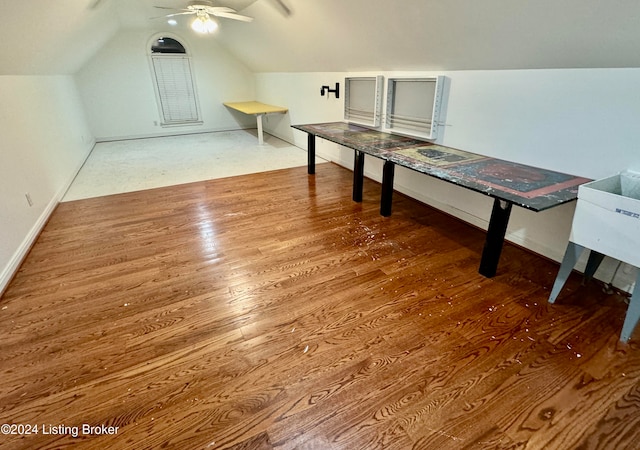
[149,36,202,126]
[151,37,186,54]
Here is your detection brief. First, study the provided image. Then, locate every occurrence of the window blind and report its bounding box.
[151,55,200,125]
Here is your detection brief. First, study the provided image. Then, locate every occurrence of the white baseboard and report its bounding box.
[0,141,95,296]
[0,193,60,295]
[95,126,253,143]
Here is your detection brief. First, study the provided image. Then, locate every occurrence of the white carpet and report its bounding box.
[63,129,325,201]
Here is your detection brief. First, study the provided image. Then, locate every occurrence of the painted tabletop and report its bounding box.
[224,101,288,115]
[293,122,591,212]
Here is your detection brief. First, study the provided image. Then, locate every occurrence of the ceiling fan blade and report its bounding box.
[206,6,236,13]
[212,11,254,22]
[88,0,104,9]
[163,11,195,17]
[271,0,291,16]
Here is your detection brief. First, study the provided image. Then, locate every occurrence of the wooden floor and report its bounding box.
[1,162,639,450]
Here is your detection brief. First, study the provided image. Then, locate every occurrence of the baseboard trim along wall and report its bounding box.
[94,126,254,143]
[0,194,58,296]
[0,141,95,296]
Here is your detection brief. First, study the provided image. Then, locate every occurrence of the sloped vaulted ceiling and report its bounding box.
[216,0,640,72]
[2,0,640,75]
[0,0,121,75]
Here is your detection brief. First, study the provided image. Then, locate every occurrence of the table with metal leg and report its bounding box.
[294,122,590,278]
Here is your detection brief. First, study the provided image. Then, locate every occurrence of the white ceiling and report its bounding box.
[2,0,640,75]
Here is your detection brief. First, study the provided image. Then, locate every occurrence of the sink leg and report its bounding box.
[620,269,640,342]
[549,242,585,303]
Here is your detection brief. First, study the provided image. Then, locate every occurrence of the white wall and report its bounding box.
[256,68,640,291]
[255,72,344,138]
[0,75,93,294]
[76,30,258,141]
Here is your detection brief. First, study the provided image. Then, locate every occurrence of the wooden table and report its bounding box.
[293,121,591,278]
[224,101,288,144]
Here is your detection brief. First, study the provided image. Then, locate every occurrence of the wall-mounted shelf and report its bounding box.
[385,76,444,140]
[344,76,384,128]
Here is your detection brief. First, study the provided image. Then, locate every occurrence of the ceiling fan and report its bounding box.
[155,1,253,32]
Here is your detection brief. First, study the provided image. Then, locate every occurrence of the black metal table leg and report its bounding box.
[479,199,513,277]
[307,133,315,175]
[353,151,365,202]
[380,161,395,217]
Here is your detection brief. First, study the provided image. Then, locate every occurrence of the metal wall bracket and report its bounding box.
[320,83,340,98]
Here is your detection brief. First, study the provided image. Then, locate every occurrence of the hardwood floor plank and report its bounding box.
[1,163,638,449]
[575,381,640,449]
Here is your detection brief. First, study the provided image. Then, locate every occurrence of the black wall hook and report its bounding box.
[320,82,340,99]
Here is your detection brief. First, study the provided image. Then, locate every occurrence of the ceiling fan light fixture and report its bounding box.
[191,12,218,33]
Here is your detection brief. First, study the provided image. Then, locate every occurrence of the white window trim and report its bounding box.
[148,34,203,127]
